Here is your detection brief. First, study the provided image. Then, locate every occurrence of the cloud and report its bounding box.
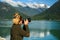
[1,0,50,8]
[2,0,12,2]
[26,3,35,8]
[2,0,18,7]
[2,0,27,7]
[17,1,27,7]
[47,6,50,8]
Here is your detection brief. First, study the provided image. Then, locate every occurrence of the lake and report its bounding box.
[0,20,60,40]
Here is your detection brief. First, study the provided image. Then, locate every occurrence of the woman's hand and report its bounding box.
[24,19,29,25]
[19,20,22,25]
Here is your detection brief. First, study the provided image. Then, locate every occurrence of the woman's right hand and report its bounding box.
[24,19,29,26]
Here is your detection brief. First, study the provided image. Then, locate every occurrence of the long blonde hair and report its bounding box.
[13,12,21,24]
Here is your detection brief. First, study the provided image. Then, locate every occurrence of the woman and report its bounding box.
[10,13,30,40]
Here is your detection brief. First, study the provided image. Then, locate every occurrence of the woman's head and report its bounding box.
[13,12,23,24]
[19,16,23,25]
[14,12,20,18]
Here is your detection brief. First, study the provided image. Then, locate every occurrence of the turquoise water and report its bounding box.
[0,20,60,40]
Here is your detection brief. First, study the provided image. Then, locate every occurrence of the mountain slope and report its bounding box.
[15,4,48,16]
[32,1,60,20]
[0,2,28,19]
[0,1,49,17]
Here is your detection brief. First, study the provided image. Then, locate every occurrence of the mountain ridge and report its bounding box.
[32,1,60,20]
[15,3,48,16]
[0,2,28,19]
[2,1,49,16]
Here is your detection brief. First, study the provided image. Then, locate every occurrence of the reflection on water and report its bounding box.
[29,20,60,30]
[27,31,58,40]
[46,31,50,35]
[0,20,60,40]
[40,32,45,38]
[4,31,58,40]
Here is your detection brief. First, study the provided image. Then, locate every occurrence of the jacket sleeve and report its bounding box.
[23,25,30,37]
[18,25,30,37]
[23,25,30,33]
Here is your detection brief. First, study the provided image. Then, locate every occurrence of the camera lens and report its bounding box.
[22,17,31,24]
[27,17,31,22]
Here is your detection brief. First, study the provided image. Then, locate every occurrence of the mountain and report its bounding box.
[32,0,60,20]
[0,2,28,19]
[16,3,49,16]
[0,1,49,17]
[19,3,49,9]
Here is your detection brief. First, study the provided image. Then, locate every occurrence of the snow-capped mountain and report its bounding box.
[2,0,50,8]
[1,1,50,16]
[16,2,50,16]
[17,2,50,9]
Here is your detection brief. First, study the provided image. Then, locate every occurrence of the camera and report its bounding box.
[13,14,31,24]
[22,17,31,23]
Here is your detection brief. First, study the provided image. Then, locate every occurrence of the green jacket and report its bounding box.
[10,24,30,40]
